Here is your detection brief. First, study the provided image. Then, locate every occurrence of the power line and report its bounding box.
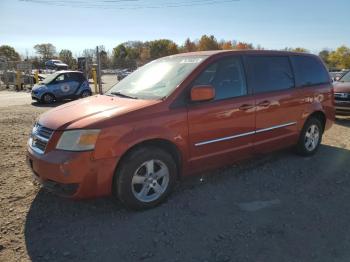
[19,0,241,10]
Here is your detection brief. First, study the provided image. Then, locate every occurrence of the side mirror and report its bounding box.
[190,85,215,102]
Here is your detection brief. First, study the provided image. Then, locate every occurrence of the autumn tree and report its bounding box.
[0,45,21,61]
[59,49,76,68]
[198,35,219,51]
[219,40,233,50]
[113,44,129,68]
[34,43,56,60]
[139,47,151,64]
[319,49,331,67]
[233,41,253,50]
[182,38,197,52]
[328,46,350,70]
[148,39,179,60]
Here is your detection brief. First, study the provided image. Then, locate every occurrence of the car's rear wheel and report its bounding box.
[296,117,323,156]
[80,90,91,98]
[115,146,177,210]
[41,93,55,104]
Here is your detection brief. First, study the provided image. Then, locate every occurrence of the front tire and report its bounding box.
[296,117,323,156]
[115,146,177,210]
[41,93,55,104]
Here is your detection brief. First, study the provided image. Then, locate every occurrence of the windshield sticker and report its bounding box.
[180,58,203,64]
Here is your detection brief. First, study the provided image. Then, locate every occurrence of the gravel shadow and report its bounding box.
[25,145,350,262]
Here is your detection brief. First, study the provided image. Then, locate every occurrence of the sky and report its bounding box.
[1,0,350,57]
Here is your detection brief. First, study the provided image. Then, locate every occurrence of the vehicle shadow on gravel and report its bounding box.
[25,145,350,262]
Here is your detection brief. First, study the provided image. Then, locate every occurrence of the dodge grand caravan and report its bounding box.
[27,50,334,210]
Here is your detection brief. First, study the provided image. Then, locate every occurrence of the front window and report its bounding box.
[40,72,60,85]
[339,71,350,82]
[106,55,207,100]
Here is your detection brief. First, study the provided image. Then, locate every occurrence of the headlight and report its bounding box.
[56,129,100,151]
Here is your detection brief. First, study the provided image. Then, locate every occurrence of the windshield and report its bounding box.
[339,71,350,82]
[106,55,207,99]
[40,72,59,85]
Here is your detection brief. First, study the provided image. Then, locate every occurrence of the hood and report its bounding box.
[32,83,46,91]
[38,95,159,130]
[333,81,350,93]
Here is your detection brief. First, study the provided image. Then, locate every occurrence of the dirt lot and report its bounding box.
[0,97,350,262]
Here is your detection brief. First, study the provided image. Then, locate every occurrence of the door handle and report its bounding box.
[257,100,271,107]
[239,104,254,111]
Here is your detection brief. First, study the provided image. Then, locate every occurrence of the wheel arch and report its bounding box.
[307,111,326,131]
[112,138,183,194]
[41,92,56,102]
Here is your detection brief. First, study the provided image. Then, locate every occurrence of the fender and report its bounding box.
[93,123,189,162]
[297,84,332,131]
[74,80,90,96]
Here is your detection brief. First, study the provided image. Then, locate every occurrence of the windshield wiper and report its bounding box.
[109,92,138,99]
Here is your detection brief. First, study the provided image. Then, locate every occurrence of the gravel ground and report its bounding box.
[0,100,349,262]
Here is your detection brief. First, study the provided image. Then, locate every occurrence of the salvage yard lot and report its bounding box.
[0,94,350,262]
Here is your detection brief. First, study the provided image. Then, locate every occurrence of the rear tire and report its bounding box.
[296,117,323,156]
[41,93,55,104]
[114,146,177,210]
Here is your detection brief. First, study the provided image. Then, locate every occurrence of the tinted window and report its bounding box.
[193,56,247,100]
[291,56,330,87]
[245,56,294,94]
[70,73,85,82]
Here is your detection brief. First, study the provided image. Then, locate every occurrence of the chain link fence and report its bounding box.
[0,61,36,91]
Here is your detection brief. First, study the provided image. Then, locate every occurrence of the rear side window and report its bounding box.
[291,56,330,87]
[71,73,85,82]
[193,56,247,100]
[245,56,294,94]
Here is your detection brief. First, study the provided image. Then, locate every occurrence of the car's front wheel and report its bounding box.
[41,93,55,104]
[115,146,177,210]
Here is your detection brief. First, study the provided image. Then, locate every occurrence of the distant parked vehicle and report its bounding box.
[116,69,131,81]
[31,71,91,103]
[333,70,350,115]
[329,70,349,82]
[45,59,68,70]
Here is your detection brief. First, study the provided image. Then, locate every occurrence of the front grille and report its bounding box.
[29,123,54,154]
[334,92,350,102]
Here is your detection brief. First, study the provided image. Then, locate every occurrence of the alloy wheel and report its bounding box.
[304,124,320,151]
[131,159,170,203]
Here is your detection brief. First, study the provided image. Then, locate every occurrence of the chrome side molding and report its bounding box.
[194,121,297,147]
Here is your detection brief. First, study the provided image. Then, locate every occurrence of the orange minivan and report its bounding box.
[27,50,334,209]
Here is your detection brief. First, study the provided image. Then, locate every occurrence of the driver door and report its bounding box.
[52,73,80,98]
[187,56,255,172]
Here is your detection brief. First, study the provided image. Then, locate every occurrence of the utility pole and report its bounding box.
[96,46,102,94]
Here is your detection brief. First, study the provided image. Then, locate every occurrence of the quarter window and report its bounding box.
[245,56,294,94]
[291,56,330,87]
[193,56,247,100]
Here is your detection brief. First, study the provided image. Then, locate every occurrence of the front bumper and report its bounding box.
[31,91,41,100]
[26,146,119,199]
[335,100,350,115]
